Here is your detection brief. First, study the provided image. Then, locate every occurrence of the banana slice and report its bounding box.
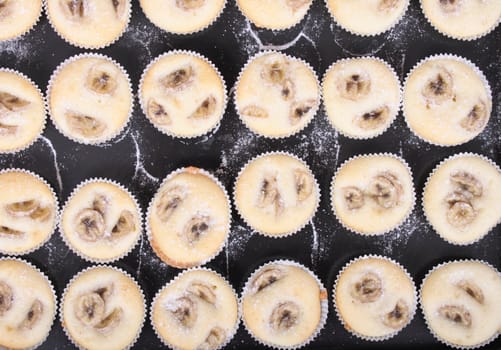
[0,91,30,113]
[176,0,205,10]
[447,201,476,228]
[94,307,123,334]
[30,206,52,222]
[422,67,454,106]
[289,99,315,126]
[111,210,135,238]
[382,299,409,329]
[457,280,484,304]
[5,200,38,217]
[66,112,106,138]
[0,123,18,135]
[378,0,400,11]
[342,186,365,210]
[187,282,216,305]
[198,327,226,350]
[0,281,13,316]
[337,72,371,101]
[60,0,87,20]
[460,100,488,132]
[294,169,313,202]
[241,105,268,119]
[438,305,471,327]
[190,96,217,120]
[261,59,289,85]
[147,99,171,126]
[0,1,13,20]
[75,209,105,242]
[351,272,382,303]
[182,215,211,245]
[18,299,43,330]
[269,301,300,332]
[156,186,187,222]
[450,172,482,197]
[355,106,390,130]
[368,172,402,209]
[75,292,105,326]
[85,62,118,95]
[111,0,127,18]
[170,296,197,328]
[251,267,285,293]
[286,0,310,11]
[439,0,462,13]
[0,226,23,237]
[257,174,284,217]
[161,66,194,93]
[281,79,295,101]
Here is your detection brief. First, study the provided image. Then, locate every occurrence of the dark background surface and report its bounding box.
[0,0,500,349]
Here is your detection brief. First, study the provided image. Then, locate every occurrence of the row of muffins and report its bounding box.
[2,1,500,45]
[0,50,492,153]
[1,256,500,349]
[1,151,500,265]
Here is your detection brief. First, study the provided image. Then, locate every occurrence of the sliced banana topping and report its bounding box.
[111,210,135,238]
[75,208,106,242]
[111,0,127,18]
[95,283,114,302]
[85,63,118,95]
[170,296,197,328]
[0,91,30,113]
[176,0,205,10]
[156,186,186,222]
[241,105,268,119]
[190,96,217,120]
[187,282,216,305]
[422,67,454,106]
[0,281,13,316]
[290,99,315,126]
[198,327,226,350]
[95,307,123,334]
[438,305,471,328]
[286,0,310,10]
[382,299,409,329]
[445,190,472,204]
[378,0,400,11]
[351,272,382,303]
[0,226,24,237]
[66,112,106,138]
[342,186,365,210]
[262,59,289,85]
[92,195,108,217]
[147,99,171,126]
[60,0,87,19]
[281,79,295,101]
[457,280,484,304]
[182,215,211,245]
[5,200,38,217]
[251,267,285,293]
[336,72,371,101]
[355,106,390,130]
[161,66,194,93]
[460,100,488,132]
[439,0,461,13]
[257,175,284,217]
[270,301,300,332]
[31,206,53,222]
[0,1,13,19]
[447,201,476,228]
[294,169,313,202]
[0,123,18,135]
[75,292,105,326]
[368,172,402,209]
[450,172,482,197]
[18,299,43,330]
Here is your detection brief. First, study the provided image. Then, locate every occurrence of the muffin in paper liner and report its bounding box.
[233,151,321,238]
[59,178,143,264]
[330,153,416,236]
[150,267,240,350]
[0,68,47,154]
[422,152,501,246]
[59,265,146,350]
[235,0,313,31]
[234,50,321,139]
[239,259,328,349]
[138,50,228,139]
[402,53,492,147]
[419,259,501,349]
[332,254,417,342]
[44,0,132,49]
[0,168,59,256]
[321,56,402,140]
[146,166,232,269]
[0,0,43,42]
[139,0,227,35]
[325,0,410,37]
[46,53,134,146]
[0,257,57,350]
[419,0,501,41]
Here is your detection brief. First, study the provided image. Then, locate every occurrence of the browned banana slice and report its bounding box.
[147,99,171,126]
[198,327,226,350]
[261,59,288,85]
[337,72,371,101]
[170,296,197,328]
[290,99,315,125]
[294,169,313,202]
[355,106,390,130]
[439,0,462,13]
[438,305,471,327]
[0,226,24,237]
[94,307,123,334]
[450,172,482,197]
[0,91,30,113]
[85,62,118,95]
[111,210,135,238]
[75,209,105,242]
[270,301,300,332]
[382,299,409,329]
[251,267,285,293]
[0,123,18,135]
[18,299,43,330]
[156,186,186,221]
[176,0,205,10]
[111,0,127,18]
[378,0,400,11]
[190,96,217,120]
[0,281,13,316]
[161,66,194,93]
[281,79,295,101]
[75,292,105,326]
[66,112,106,138]
[447,201,476,228]
[343,186,365,210]
[0,1,13,20]
[460,100,488,133]
[422,67,454,106]
[188,282,216,304]
[60,0,86,19]
[182,215,211,244]
[368,172,402,209]
[457,280,484,304]
[5,200,38,217]
[257,175,284,216]
[242,105,268,119]
[351,272,382,303]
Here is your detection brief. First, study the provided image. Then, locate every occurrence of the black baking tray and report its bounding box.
[0,1,500,349]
